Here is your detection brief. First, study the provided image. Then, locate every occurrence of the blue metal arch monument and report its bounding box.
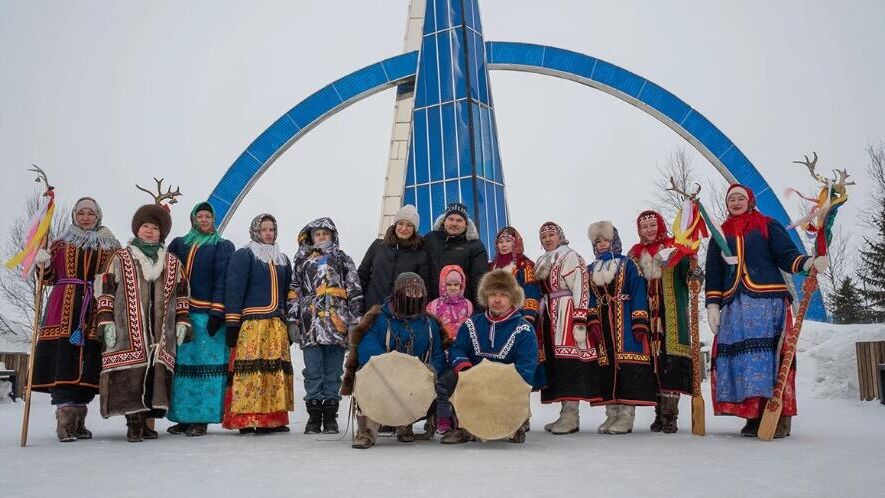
[207,1,826,319]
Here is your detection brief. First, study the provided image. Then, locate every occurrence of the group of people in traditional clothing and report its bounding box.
[28,183,826,445]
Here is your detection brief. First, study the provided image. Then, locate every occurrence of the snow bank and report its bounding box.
[797,321,885,399]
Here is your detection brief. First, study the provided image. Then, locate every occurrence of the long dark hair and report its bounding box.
[383,223,423,250]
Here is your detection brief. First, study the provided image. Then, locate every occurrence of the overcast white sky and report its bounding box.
[1,0,883,264]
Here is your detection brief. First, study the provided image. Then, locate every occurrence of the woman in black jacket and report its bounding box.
[358,205,430,312]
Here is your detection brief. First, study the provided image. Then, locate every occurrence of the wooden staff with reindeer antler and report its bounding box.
[136,177,182,207]
[664,177,707,436]
[6,165,56,447]
[757,152,851,441]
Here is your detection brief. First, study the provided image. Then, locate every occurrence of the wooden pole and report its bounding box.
[689,257,705,436]
[20,236,49,447]
[757,268,818,441]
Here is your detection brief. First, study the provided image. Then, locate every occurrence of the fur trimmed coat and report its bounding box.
[341,304,451,396]
[94,246,190,417]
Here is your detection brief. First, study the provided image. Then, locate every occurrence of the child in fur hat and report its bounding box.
[439,269,539,445]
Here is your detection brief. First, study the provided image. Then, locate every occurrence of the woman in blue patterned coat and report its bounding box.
[166,202,235,437]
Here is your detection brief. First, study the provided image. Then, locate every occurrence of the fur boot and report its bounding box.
[440,427,475,444]
[544,402,567,432]
[521,418,531,432]
[774,416,792,439]
[607,405,635,435]
[166,423,190,435]
[550,401,580,435]
[598,404,620,434]
[396,424,416,443]
[352,415,377,449]
[661,396,679,434]
[55,407,78,443]
[509,426,526,443]
[142,418,159,440]
[186,423,207,437]
[322,399,340,434]
[126,413,144,443]
[305,400,323,434]
[740,417,760,437]
[650,396,663,432]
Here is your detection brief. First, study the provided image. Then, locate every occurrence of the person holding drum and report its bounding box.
[341,272,448,449]
[440,269,539,444]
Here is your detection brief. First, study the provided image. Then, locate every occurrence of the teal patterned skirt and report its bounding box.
[167,312,229,423]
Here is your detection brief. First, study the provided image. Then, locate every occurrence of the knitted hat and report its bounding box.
[477,269,525,310]
[393,204,419,229]
[443,202,469,222]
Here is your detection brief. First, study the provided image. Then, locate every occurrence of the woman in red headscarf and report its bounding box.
[628,210,695,434]
[705,184,827,438]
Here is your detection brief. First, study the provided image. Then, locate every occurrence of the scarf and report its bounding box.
[721,184,770,238]
[130,237,162,262]
[182,202,221,247]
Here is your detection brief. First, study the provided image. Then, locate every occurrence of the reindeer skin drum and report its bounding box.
[450,359,532,441]
[352,351,437,426]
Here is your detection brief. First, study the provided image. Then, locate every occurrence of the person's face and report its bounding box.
[395,220,415,240]
[727,192,749,216]
[138,222,161,244]
[595,239,612,253]
[445,280,461,296]
[259,220,276,244]
[312,228,332,245]
[75,208,97,230]
[497,235,514,255]
[487,291,513,316]
[443,215,467,236]
[540,231,561,251]
[195,210,214,233]
[638,218,659,244]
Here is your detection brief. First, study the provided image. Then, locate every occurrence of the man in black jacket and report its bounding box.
[423,202,488,308]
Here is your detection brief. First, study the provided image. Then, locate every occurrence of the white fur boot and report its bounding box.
[550,401,580,434]
[598,404,619,434]
[544,402,567,432]
[607,405,635,435]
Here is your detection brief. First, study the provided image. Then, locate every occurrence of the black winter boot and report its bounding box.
[305,400,323,434]
[322,399,340,434]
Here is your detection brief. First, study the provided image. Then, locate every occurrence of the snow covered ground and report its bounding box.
[1,321,884,498]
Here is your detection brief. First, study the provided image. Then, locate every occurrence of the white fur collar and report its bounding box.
[129,245,166,282]
[535,245,572,280]
[637,251,663,281]
[591,258,621,286]
[248,241,288,265]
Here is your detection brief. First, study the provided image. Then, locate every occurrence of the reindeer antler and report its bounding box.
[136,177,182,206]
[666,176,701,200]
[833,169,855,187]
[28,163,53,193]
[792,152,826,185]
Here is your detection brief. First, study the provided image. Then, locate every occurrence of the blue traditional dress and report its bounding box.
[166,202,235,424]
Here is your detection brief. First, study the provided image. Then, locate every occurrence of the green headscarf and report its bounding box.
[182,202,221,247]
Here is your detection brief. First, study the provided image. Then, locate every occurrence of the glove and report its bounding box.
[226,326,240,348]
[573,324,587,348]
[803,255,829,273]
[589,324,603,345]
[707,304,720,335]
[287,322,302,345]
[207,315,224,336]
[102,323,116,348]
[176,324,190,346]
[35,248,51,267]
[633,328,647,344]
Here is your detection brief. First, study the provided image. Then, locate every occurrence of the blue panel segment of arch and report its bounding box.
[206,50,419,227]
[485,41,824,319]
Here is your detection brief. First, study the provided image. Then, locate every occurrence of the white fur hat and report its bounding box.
[588,220,615,243]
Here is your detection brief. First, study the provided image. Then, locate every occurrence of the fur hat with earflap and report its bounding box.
[477,269,525,310]
[587,220,623,257]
